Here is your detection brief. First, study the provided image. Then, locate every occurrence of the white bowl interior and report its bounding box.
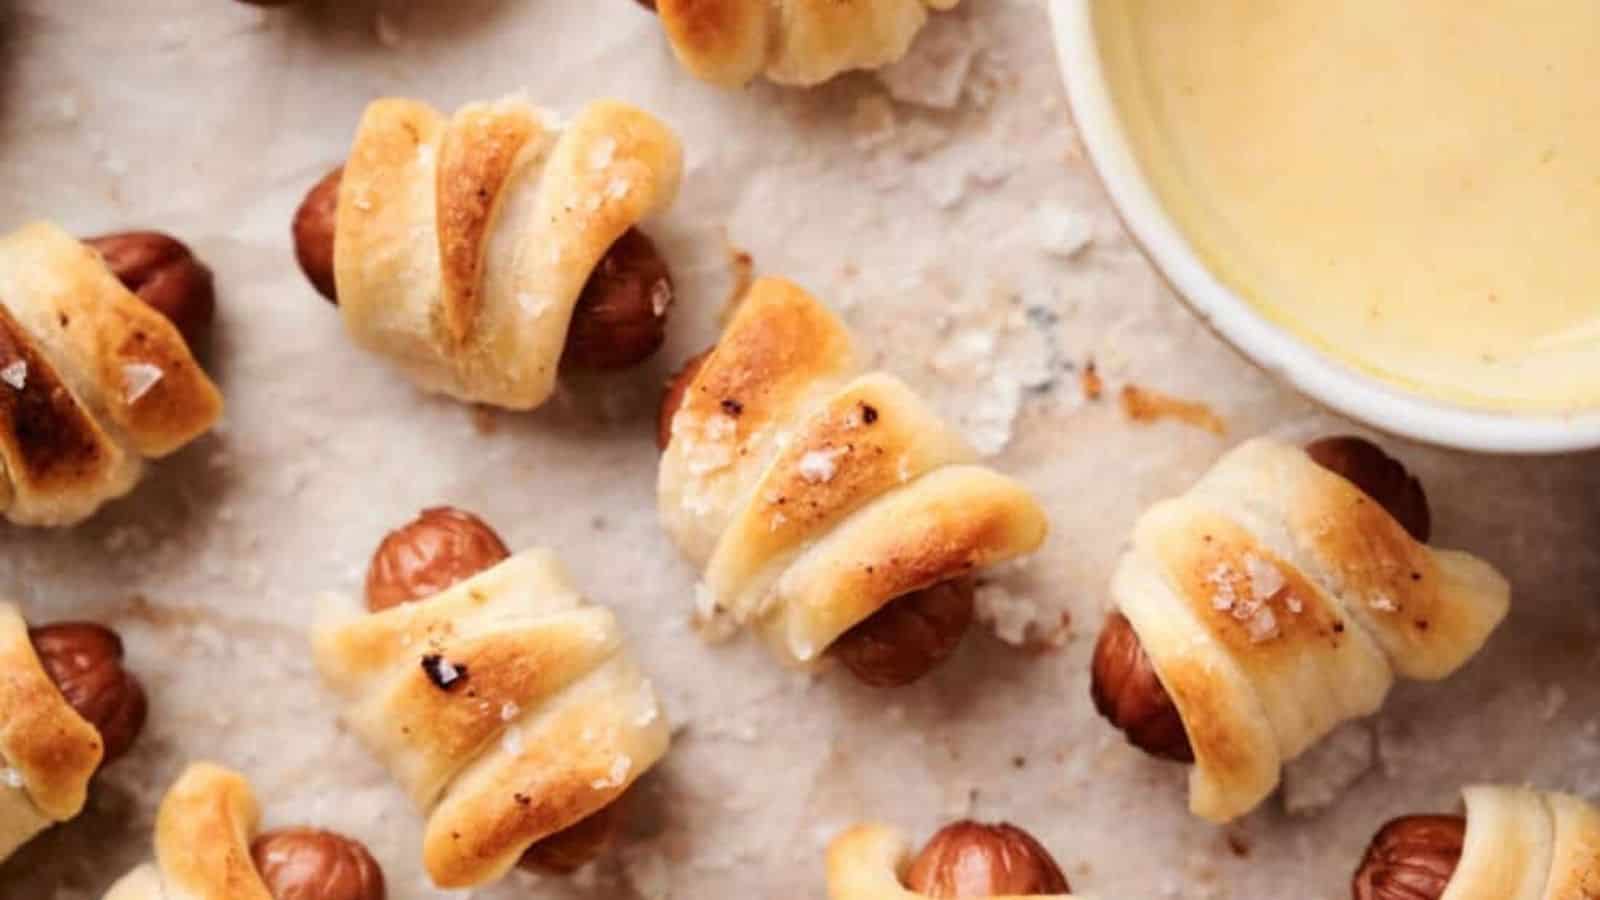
[1048,0,1600,455]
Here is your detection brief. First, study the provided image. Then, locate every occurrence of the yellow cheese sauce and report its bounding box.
[1095,1,1600,412]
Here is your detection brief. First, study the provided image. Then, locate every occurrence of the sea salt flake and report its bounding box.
[1245,606,1279,643]
[1036,206,1095,259]
[121,363,164,402]
[1244,554,1286,601]
[798,447,845,484]
[0,360,25,390]
[1205,564,1238,611]
[592,754,631,789]
[499,701,520,722]
[975,584,1041,646]
[633,683,660,727]
[896,454,914,483]
[0,768,21,789]
[1369,593,1400,612]
[1286,594,1305,614]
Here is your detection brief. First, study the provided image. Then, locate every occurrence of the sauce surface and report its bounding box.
[1096,1,1600,412]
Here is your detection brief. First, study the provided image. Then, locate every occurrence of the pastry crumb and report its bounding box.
[1120,384,1226,435]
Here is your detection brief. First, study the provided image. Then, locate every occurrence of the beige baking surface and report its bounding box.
[2,1,1597,898]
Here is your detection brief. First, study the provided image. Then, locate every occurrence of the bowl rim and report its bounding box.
[1048,0,1600,455]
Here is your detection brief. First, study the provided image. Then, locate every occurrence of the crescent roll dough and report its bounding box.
[333,95,682,410]
[0,222,222,526]
[0,604,103,864]
[311,548,671,889]
[656,0,962,87]
[1113,438,1510,823]
[1441,786,1600,900]
[658,277,1048,665]
[101,763,273,900]
[826,824,1083,900]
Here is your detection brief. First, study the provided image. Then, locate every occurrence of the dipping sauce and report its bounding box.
[1095,1,1600,412]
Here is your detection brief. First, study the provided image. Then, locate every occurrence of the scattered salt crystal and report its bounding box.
[0,768,21,789]
[964,374,1025,457]
[1036,206,1095,259]
[605,177,632,201]
[1245,606,1279,643]
[592,754,631,789]
[121,363,164,402]
[499,701,520,722]
[1286,594,1305,614]
[797,447,845,484]
[1369,593,1399,612]
[0,360,25,390]
[1205,564,1238,611]
[649,279,673,317]
[975,584,1041,646]
[1244,554,1286,602]
[633,682,660,727]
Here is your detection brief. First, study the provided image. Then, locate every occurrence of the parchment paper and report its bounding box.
[2,1,1597,898]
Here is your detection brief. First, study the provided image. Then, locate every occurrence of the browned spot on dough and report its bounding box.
[0,303,109,494]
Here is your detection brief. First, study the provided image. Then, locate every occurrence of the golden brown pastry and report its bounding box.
[0,606,145,864]
[102,762,386,900]
[828,820,1077,898]
[0,222,223,526]
[1090,436,1510,823]
[291,95,682,410]
[1352,786,1600,900]
[645,0,963,87]
[310,508,671,888]
[657,277,1048,686]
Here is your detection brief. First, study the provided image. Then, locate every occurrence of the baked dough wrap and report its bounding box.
[0,221,222,526]
[102,762,273,900]
[826,823,1086,900]
[1441,786,1600,900]
[656,0,962,87]
[658,277,1048,665]
[311,548,671,889]
[1114,438,1510,822]
[0,603,103,864]
[335,95,682,410]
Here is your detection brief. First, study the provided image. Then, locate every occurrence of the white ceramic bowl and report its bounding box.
[1048,0,1600,455]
